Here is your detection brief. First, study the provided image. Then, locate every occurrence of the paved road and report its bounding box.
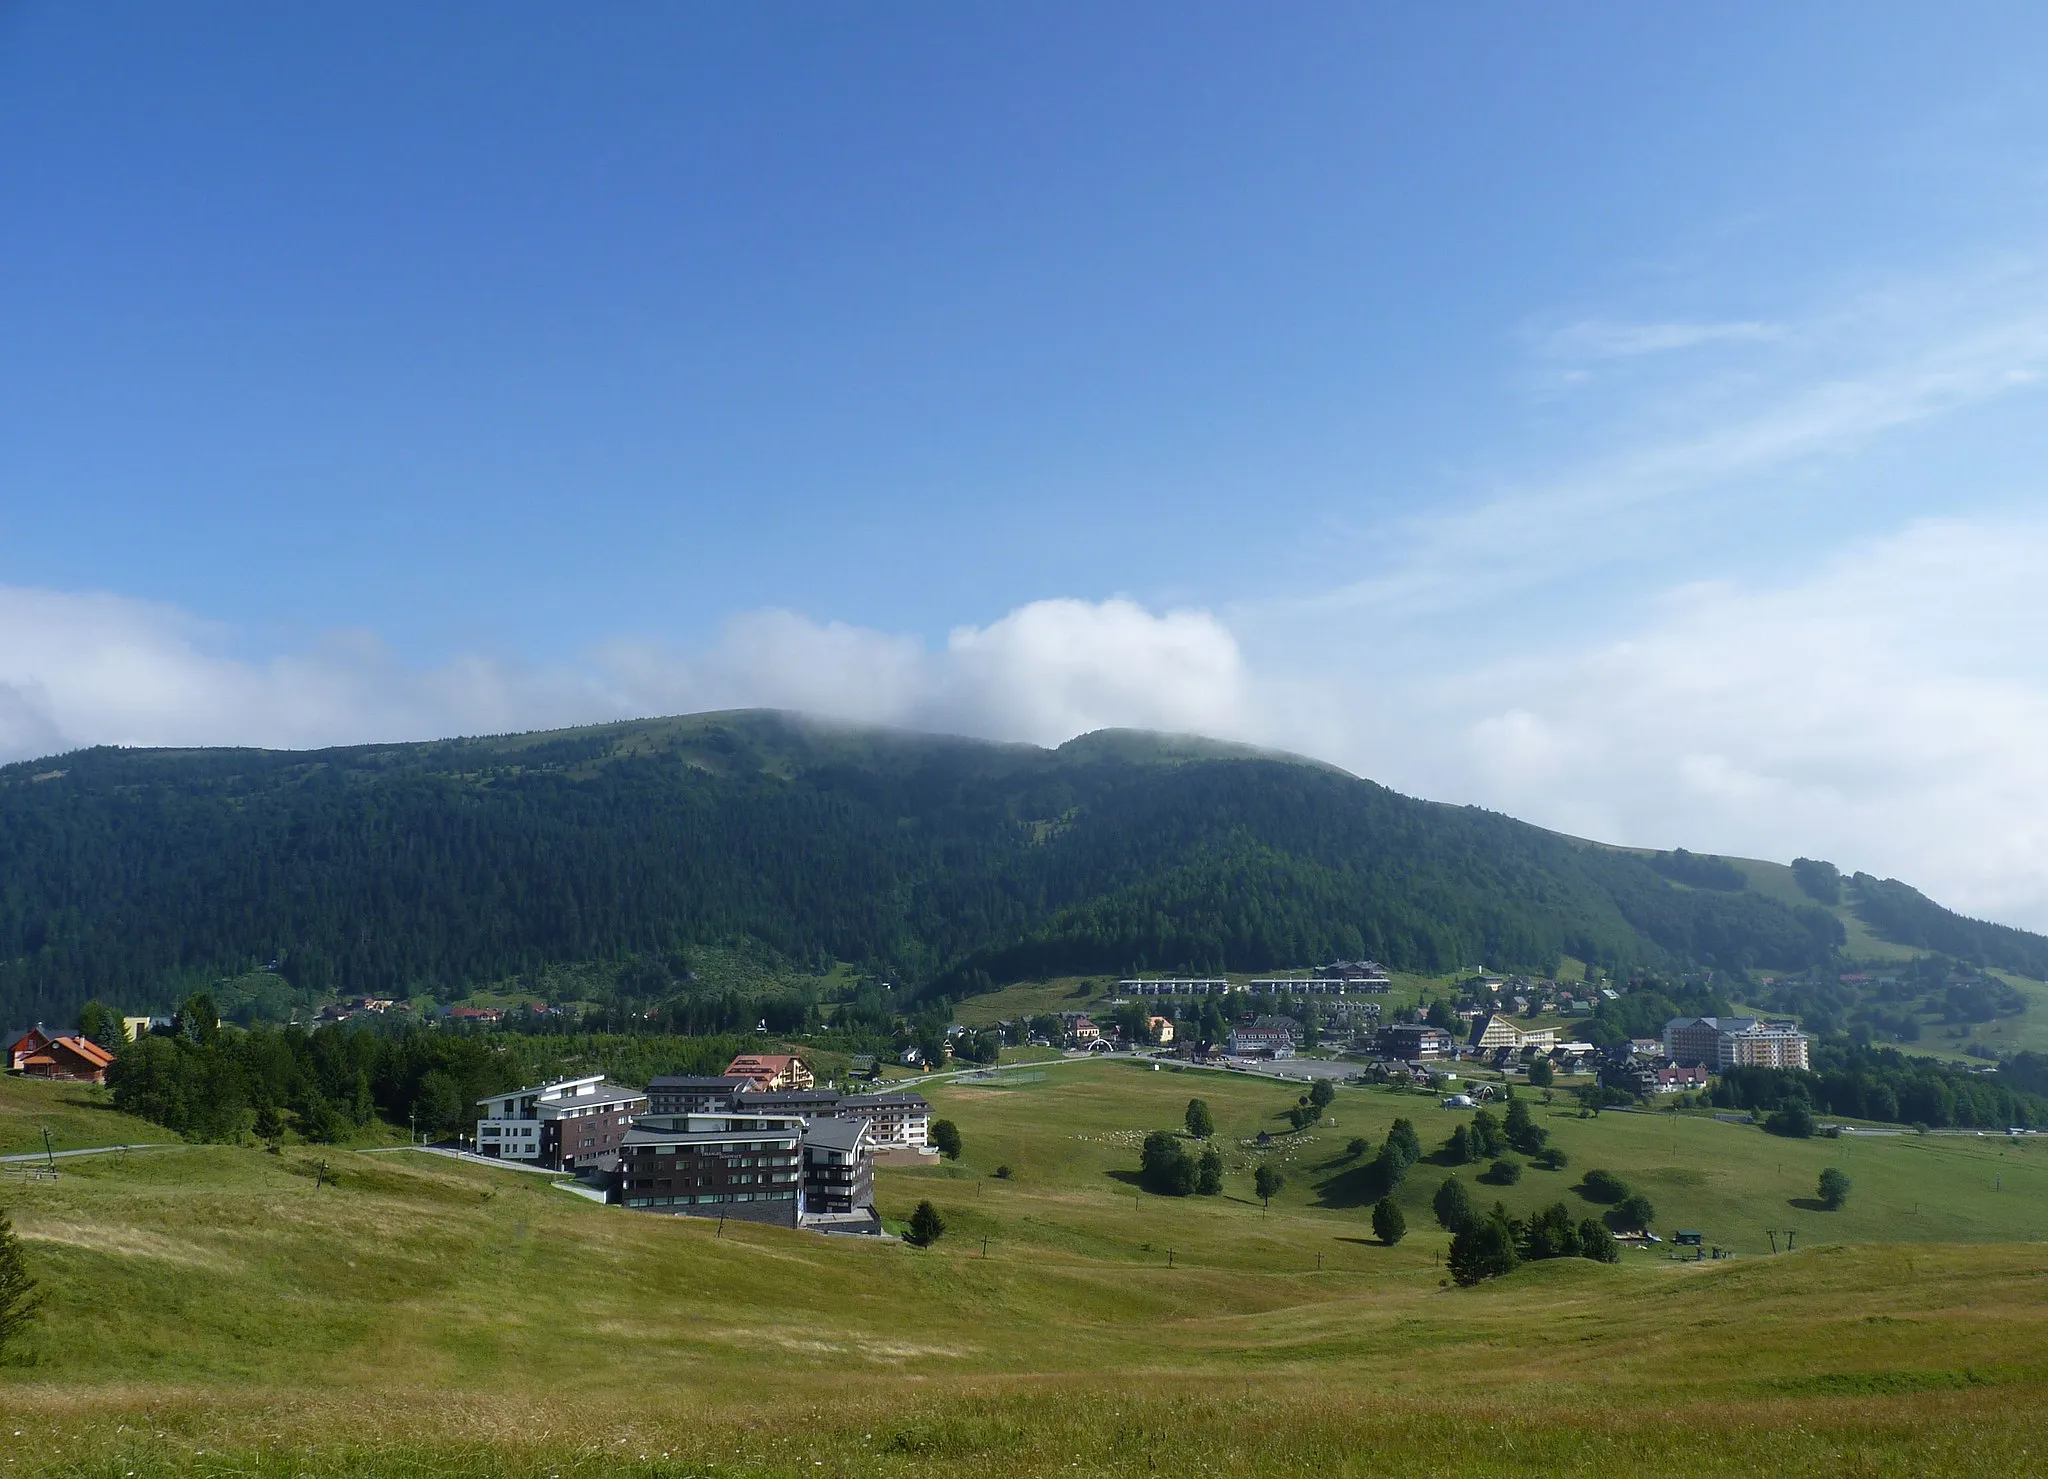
[0,1141,173,1164]
[357,1144,574,1176]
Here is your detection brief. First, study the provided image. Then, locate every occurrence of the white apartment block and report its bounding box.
[475,1074,648,1168]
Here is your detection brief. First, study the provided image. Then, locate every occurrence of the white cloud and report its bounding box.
[1429,515,2048,931]
[941,599,1247,745]
[593,598,1247,747]
[1326,258,2048,619]
[0,584,614,757]
[1538,317,1787,360]
[0,586,1248,767]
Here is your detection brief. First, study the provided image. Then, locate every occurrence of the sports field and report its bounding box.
[1,1062,2044,1477]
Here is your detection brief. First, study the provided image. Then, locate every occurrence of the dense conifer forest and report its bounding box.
[1,710,2040,1026]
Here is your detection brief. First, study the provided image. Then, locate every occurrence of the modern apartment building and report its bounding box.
[1663,1016,1810,1071]
[638,1079,929,1151]
[474,1075,648,1169]
[800,1115,875,1219]
[614,1109,808,1227]
[839,1090,930,1151]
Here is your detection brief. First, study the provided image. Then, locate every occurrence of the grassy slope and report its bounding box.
[1724,855,1924,963]
[4,1063,2047,1476]
[0,1076,169,1157]
[903,1060,2047,1256]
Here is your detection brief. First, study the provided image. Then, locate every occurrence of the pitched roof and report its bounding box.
[55,1035,115,1068]
[13,1032,115,1068]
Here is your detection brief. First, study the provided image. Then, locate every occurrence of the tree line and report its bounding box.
[102,993,769,1143]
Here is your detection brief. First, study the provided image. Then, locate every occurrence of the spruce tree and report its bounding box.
[907,1200,946,1247]
[0,1204,41,1356]
[1433,1175,1476,1232]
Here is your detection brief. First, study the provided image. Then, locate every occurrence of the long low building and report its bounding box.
[1119,978,1232,996]
[1246,976,1392,996]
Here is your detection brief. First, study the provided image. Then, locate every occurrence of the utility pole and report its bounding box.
[981,1236,990,1259]
[410,1108,418,1146]
[1168,1248,1175,1267]
[1766,1229,1778,1254]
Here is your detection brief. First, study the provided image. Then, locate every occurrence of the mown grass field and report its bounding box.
[2,1062,2045,1477]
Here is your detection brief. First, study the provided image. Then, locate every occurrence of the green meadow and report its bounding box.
[0,1074,168,1158]
[1,1062,2045,1477]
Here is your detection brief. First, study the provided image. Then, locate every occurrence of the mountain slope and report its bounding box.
[0,709,2034,1024]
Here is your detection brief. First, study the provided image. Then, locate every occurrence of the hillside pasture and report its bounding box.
[0,1063,2045,1476]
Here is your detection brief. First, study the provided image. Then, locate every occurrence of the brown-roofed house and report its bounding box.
[7,1027,116,1085]
[724,1053,814,1092]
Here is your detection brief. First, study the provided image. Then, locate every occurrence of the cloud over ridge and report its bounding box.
[5,512,2048,931]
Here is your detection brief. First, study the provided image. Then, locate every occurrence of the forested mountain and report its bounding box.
[0,709,2037,1026]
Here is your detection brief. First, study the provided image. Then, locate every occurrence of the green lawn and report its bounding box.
[3,1062,2047,1477]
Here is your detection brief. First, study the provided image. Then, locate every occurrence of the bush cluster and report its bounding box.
[1140,1131,1223,1196]
[1442,1188,1621,1286]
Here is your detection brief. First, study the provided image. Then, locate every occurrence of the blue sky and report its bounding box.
[5,5,2048,927]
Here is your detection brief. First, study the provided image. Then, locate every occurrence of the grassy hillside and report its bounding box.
[4,1062,2047,1476]
[1724,855,1925,962]
[0,1075,168,1157]
[6,709,1964,1033]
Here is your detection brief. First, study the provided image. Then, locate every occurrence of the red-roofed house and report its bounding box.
[724,1053,814,1092]
[7,1028,116,1085]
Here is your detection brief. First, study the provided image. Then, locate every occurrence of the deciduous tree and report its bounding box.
[1818,1167,1852,1209]
[1254,1163,1285,1208]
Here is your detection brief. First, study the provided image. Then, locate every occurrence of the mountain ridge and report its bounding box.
[1,708,2038,1026]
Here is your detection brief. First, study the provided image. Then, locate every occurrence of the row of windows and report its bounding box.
[624,1190,797,1208]
[629,1140,796,1158]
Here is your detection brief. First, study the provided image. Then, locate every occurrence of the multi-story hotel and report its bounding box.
[1663,1016,1810,1071]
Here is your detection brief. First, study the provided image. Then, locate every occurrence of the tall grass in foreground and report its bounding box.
[17,1386,2044,1478]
